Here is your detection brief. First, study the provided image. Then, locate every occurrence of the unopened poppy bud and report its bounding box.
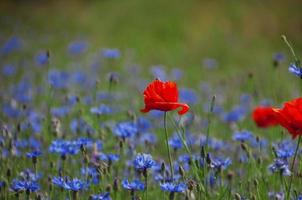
[161,162,165,174]
[187,180,195,191]
[253,179,258,187]
[234,193,241,200]
[200,146,205,158]
[113,177,119,192]
[119,140,123,149]
[227,171,234,181]
[179,165,185,178]
[6,168,11,179]
[206,153,211,165]
[106,184,112,192]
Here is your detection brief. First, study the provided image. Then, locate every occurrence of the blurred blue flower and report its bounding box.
[133,153,155,171]
[268,191,284,200]
[139,132,157,145]
[99,153,120,163]
[2,64,16,76]
[1,36,22,55]
[151,66,166,80]
[48,70,69,89]
[90,104,112,115]
[289,63,302,78]
[170,68,183,81]
[137,117,152,132]
[232,130,253,142]
[68,40,88,55]
[273,52,285,63]
[75,137,94,149]
[122,179,145,191]
[274,140,295,159]
[26,150,42,158]
[268,158,291,176]
[52,177,88,191]
[112,121,138,138]
[35,51,49,65]
[11,80,32,103]
[160,182,187,192]
[28,111,43,133]
[52,106,69,121]
[169,134,182,150]
[202,58,218,69]
[102,48,120,59]
[81,167,100,184]
[49,139,80,156]
[19,169,42,181]
[179,88,199,104]
[222,105,247,123]
[90,192,111,200]
[3,103,21,118]
[209,155,232,171]
[10,179,40,193]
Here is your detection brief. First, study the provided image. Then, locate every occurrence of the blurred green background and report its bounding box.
[0,0,302,100]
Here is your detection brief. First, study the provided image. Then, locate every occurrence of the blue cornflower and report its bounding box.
[297,195,302,200]
[122,179,145,191]
[170,68,183,81]
[3,103,21,118]
[10,179,40,193]
[139,133,157,145]
[90,192,111,200]
[1,36,22,54]
[51,106,71,118]
[179,88,199,104]
[99,153,120,163]
[75,137,93,149]
[150,65,167,80]
[137,117,152,132]
[35,51,49,65]
[47,70,69,89]
[202,58,218,69]
[90,104,112,115]
[102,48,120,59]
[133,153,155,171]
[209,155,232,171]
[19,169,42,182]
[52,177,88,191]
[2,64,16,76]
[160,182,187,193]
[28,111,43,134]
[68,40,88,55]
[64,178,89,191]
[289,63,302,78]
[112,121,138,138]
[274,140,295,159]
[81,167,99,184]
[222,105,247,123]
[26,150,42,158]
[49,139,80,156]
[169,134,182,150]
[232,130,253,142]
[268,158,291,176]
[268,191,284,200]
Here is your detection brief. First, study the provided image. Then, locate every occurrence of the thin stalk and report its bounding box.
[281,35,300,66]
[286,135,301,200]
[164,112,174,180]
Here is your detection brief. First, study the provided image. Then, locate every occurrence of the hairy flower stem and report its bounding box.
[164,112,174,181]
[286,135,301,200]
[282,35,300,66]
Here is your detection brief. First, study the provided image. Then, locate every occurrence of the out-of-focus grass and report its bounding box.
[0,0,301,99]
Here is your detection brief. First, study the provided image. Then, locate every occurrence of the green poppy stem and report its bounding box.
[164,112,174,180]
[286,135,301,200]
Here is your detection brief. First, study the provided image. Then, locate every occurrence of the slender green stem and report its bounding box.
[286,135,301,200]
[164,112,174,180]
[281,35,300,66]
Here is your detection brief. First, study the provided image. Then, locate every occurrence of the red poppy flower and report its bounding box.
[252,106,280,128]
[140,79,189,115]
[276,97,302,139]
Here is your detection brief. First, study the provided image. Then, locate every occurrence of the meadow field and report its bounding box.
[0,1,302,199]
